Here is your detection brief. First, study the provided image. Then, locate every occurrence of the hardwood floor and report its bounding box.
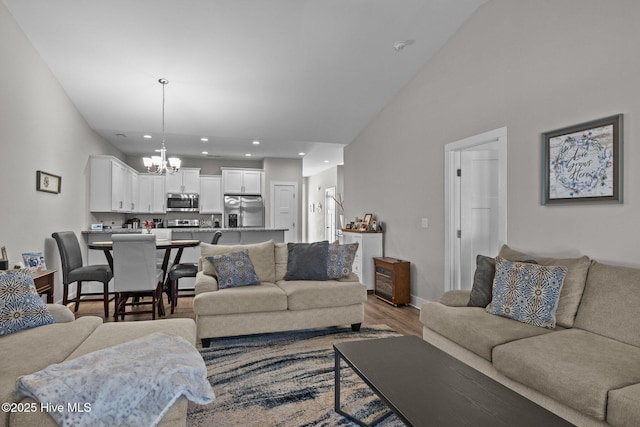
[72,292,423,337]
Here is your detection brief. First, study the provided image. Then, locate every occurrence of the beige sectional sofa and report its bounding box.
[420,246,640,427]
[1,304,196,427]
[193,240,367,346]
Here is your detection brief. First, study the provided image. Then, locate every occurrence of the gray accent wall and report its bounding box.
[344,0,640,303]
[0,2,122,302]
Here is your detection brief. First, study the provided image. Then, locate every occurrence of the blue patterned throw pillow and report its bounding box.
[487,257,567,329]
[206,251,260,289]
[327,242,359,279]
[0,271,54,336]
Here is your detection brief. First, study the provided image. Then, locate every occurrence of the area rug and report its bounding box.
[188,326,405,426]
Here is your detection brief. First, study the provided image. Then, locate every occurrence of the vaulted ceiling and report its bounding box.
[5,0,486,175]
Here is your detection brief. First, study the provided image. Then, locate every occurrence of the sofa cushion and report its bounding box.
[206,251,259,289]
[0,316,102,424]
[574,261,640,347]
[493,329,640,421]
[284,241,329,281]
[327,242,359,279]
[66,318,197,359]
[274,242,288,281]
[486,257,566,329]
[608,383,640,427]
[201,240,275,283]
[420,302,553,361]
[276,280,366,311]
[0,271,54,336]
[193,283,287,316]
[499,245,590,328]
[467,255,496,307]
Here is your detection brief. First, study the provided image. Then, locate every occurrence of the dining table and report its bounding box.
[87,238,200,316]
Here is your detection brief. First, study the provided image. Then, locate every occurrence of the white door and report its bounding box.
[459,149,500,290]
[273,183,297,242]
[325,187,336,241]
[444,127,507,292]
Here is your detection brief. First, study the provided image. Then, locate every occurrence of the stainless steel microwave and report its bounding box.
[166,193,199,212]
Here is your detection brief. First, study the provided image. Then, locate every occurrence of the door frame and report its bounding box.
[444,127,508,291]
[270,181,299,242]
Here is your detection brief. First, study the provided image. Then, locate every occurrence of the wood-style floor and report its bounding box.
[72,292,423,337]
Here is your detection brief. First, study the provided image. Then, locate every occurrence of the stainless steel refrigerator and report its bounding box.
[224,195,264,228]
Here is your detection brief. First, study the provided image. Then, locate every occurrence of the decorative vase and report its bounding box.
[339,214,345,229]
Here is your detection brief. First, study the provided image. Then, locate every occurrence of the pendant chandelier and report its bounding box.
[143,78,181,174]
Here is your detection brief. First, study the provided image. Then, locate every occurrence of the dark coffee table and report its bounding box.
[334,335,574,427]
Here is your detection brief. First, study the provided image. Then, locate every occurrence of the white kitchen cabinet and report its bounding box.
[138,174,166,213]
[90,156,138,213]
[200,175,222,214]
[165,168,200,193]
[222,169,262,194]
[130,172,139,212]
[341,231,383,290]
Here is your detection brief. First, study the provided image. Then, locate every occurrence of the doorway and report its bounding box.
[325,187,337,241]
[271,182,298,243]
[444,127,507,291]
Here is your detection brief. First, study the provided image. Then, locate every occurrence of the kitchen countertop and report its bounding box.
[81,227,288,234]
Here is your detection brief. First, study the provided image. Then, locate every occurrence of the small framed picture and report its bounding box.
[36,171,62,194]
[363,213,373,225]
[22,251,46,272]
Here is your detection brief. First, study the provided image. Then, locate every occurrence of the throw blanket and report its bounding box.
[16,332,215,427]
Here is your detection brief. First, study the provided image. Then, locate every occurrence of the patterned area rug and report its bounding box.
[188,326,405,426]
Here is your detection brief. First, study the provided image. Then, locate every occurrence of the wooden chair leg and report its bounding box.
[170,279,178,314]
[103,282,109,318]
[63,283,70,307]
[114,292,119,322]
[74,282,82,312]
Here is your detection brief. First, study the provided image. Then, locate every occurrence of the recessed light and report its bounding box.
[202,151,208,155]
[245,153,252,157]
[323,160,330,163]
[298,152,305,156]
[252,140,260,145]
[201,137,208,142]
[143,134,152,139]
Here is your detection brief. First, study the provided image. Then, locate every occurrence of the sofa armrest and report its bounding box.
[195,271,219,294]
[439,290,471,307]
[46,304,75,323]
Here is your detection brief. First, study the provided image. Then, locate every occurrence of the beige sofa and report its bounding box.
[1,304,196,427]
[193,240,367,346]
[420,246,640,427]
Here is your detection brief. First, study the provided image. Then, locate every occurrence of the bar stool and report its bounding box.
[52,231,113,317]
[168,231,222,314]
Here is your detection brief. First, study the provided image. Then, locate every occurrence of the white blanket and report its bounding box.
[16,332,215,427]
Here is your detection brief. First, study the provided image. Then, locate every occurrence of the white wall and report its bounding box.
[0,3,122,302]
[344,0,640,303]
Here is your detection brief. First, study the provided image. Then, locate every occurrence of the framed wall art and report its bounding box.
[542,114,622,205]
[36,170,62,194]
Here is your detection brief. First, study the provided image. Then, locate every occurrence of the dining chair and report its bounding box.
[167,230,222,314]
[112,233,164,321]
[150,228,173,273]
[52,231,113,317]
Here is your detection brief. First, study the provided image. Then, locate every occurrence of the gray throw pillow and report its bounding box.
[467,255,496,307]
[284,241,329,281]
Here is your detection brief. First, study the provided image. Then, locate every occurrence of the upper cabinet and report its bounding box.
[200,175,222,214]
[165,168,200,194]
[138,174,166,214]
[222,168,262,194]
[90,156,139,213]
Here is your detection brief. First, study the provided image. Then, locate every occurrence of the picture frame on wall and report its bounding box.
[36,170,62,194]
[542,114,622,205]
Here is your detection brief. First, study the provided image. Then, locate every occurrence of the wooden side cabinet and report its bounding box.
[373,257,410,306]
